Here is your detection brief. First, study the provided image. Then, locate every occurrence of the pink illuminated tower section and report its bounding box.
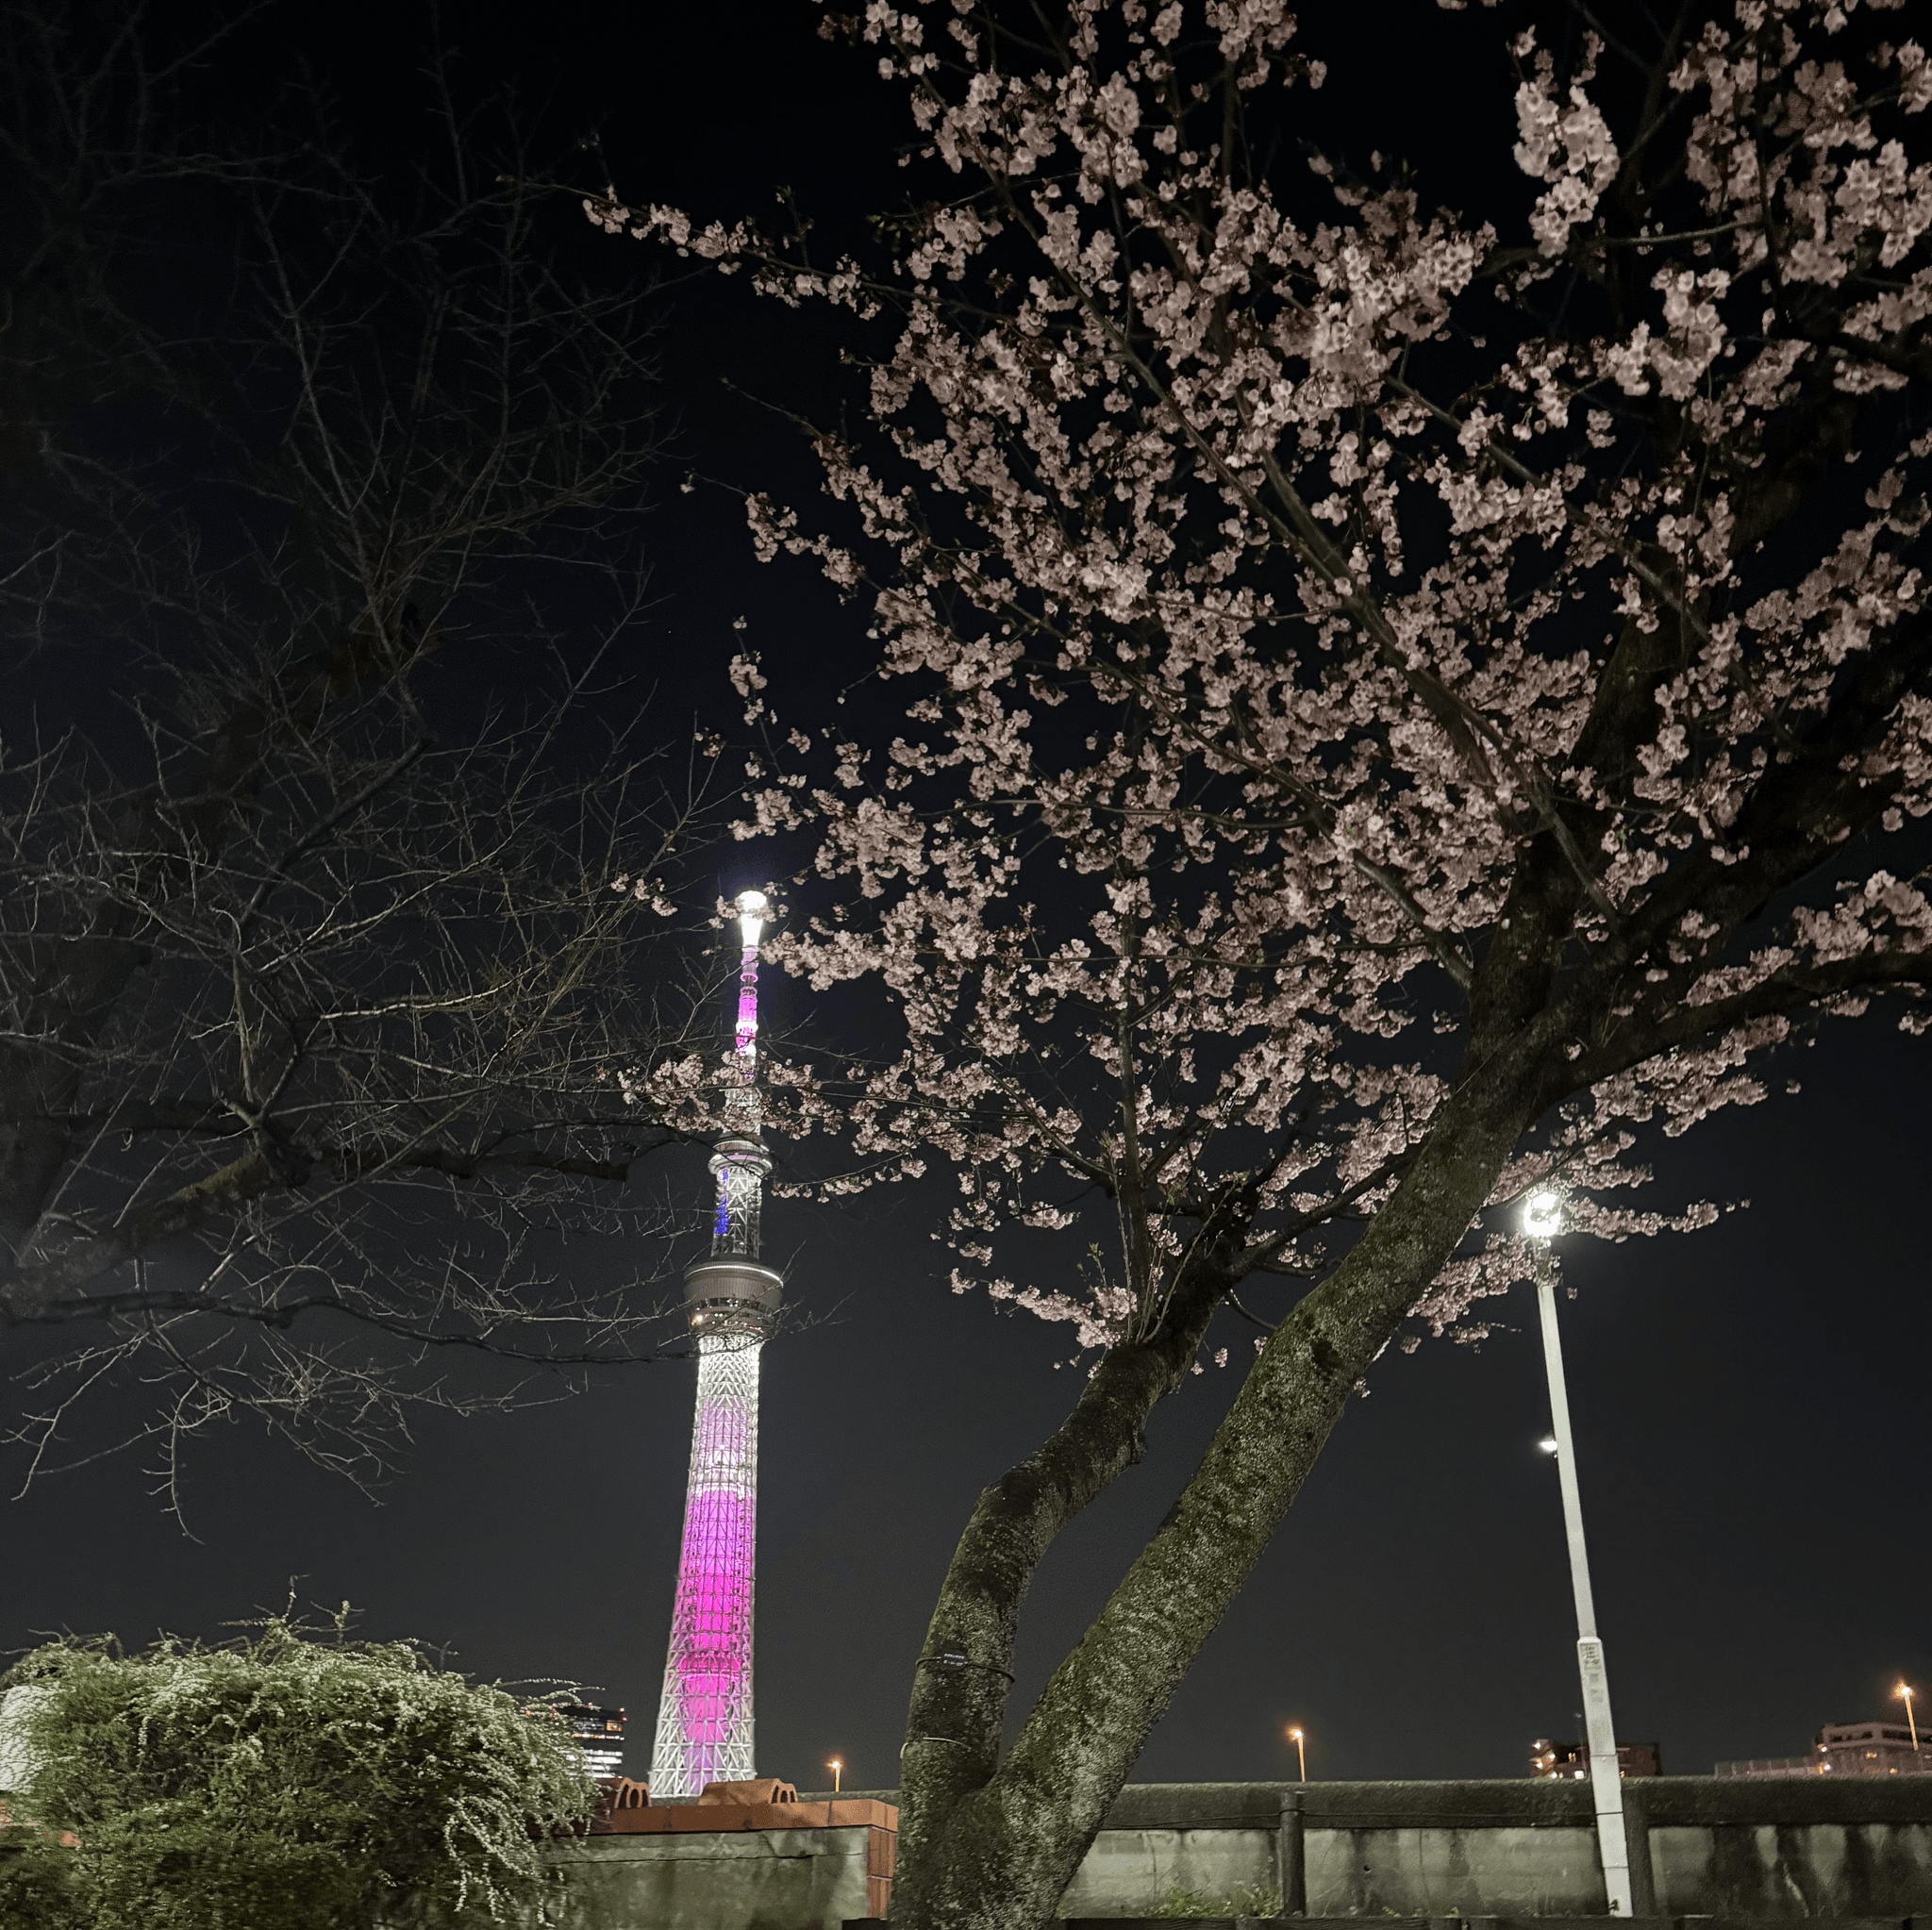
[648,890,783,1797]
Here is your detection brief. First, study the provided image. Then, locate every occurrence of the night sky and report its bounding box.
[4,0,1928,1795]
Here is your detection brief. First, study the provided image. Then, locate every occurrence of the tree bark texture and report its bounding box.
[891,1073,1541,1929]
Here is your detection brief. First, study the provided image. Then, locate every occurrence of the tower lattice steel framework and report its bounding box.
[648,891,782,1797]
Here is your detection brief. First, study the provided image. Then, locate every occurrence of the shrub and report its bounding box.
[0,1611,594,1928]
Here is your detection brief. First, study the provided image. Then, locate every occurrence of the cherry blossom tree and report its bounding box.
[595,1,1932,1922]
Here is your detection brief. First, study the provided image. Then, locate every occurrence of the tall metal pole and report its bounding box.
[1526,1192,1634,1917]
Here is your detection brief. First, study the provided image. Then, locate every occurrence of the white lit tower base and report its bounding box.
[649,892,783,1799]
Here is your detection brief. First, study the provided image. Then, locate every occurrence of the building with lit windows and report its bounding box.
[1530,1738,1661,1779]
[564,1705,627,1779]
[1716,1720,1932,1779]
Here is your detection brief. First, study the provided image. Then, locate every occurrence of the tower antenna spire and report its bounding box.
[648,890,782,1798]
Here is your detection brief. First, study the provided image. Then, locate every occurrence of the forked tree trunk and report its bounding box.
[891,1081,1540,1930]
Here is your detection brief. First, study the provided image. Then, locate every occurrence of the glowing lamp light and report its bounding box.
[735,890,769,952]
[1539,1438,1559,1455]
[1522,1188,1563,1240]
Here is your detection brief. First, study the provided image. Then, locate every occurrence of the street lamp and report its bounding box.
[1897,1684,1919,1755]
[1523,1188,1635,1917]
[1288,1725,1307,1781]
[828,1757,842,1794]
[1523,1189,1564,1240]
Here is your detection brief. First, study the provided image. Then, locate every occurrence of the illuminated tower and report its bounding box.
[648,890,783,1798]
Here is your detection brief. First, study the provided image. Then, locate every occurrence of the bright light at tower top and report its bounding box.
[1522,1188,1563,1240]
[734,890,769,950]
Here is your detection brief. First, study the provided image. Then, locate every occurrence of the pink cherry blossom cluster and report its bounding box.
[596,0,1931,1356]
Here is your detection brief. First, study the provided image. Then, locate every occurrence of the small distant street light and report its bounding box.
[1524,1188,1635,1918]
[1288,1725,1307,1781]
[828,1758,843,1794]
[1897,1684,1919,1755]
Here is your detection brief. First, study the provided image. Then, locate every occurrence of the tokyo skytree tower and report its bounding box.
[648,890,783,1798]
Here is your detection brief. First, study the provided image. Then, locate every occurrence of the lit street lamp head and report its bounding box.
[1538,1437,1559,1455]
[1522,1188,1563,1240]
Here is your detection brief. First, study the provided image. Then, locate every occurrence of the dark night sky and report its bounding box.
[3,0,1929,1794]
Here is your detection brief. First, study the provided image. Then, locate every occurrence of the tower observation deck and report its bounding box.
[648,890,782,1798]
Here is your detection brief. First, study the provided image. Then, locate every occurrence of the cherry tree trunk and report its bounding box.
[891,1080,1540,1929]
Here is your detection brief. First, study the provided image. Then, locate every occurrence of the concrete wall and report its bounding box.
[1061,1782,1611,1919]
[541,1778,1932,1927]
[549,1823,878,1929]
[1059,1780,1932,1920]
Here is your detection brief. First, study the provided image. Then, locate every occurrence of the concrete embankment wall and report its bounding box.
[549,1776,1932,1927]
[1065,1778,1932,1919]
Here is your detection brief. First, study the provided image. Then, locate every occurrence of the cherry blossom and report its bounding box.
[595,4,1930,1922]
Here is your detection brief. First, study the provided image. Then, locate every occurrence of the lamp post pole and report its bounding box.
[1524,1190,1634,1918]
[1898,1684,1919,1755]
[1289,1726,1307,1782]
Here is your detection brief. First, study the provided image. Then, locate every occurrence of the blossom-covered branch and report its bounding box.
[598,3,1931,1923]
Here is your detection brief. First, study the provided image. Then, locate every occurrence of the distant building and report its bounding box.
[1715,1720,1932,1780]
[0,1686,51,1793]
[524,1701,627,1779]
[564,1705,627,1778]
[1530,1738,1661,1779]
